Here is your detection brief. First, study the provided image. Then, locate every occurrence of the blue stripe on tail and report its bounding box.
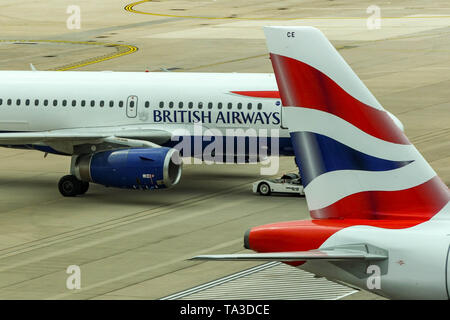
[290,132,413,187]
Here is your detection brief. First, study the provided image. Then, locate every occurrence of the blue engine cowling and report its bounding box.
[73,148,182,190]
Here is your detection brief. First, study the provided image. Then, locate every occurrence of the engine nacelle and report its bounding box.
[73,148,182,190]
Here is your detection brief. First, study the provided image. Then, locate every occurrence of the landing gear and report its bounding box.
[79,181,90,195]
[58,175,89,197]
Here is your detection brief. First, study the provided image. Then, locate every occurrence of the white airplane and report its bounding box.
[193,26,450,300]
[0,71,288,196]
[0,58,404,197]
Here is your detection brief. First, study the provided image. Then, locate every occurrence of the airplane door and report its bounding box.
[127,95,138,118]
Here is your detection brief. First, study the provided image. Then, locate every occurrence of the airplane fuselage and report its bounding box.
[0,71,293,157]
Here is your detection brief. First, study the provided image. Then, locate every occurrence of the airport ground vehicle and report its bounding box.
[253,173,304,196]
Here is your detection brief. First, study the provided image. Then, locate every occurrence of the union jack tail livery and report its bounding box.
[264,26,448,221]
[193,26,450,300]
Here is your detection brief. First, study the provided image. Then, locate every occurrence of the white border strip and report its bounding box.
[305,161,436,210]
[284,107,416,160]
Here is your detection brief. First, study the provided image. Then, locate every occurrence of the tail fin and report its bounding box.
[264,26,449,221]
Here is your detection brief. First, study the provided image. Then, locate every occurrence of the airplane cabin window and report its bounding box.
[44,100,49,106]
[257,103,262,110]
[188,102,193,109]
[62,100,67,107]
[179,102,183,109]
[16,99,21,106]
[159,101,164,108]
[109,101,114,107]
[218,102,223,109]
[119,101,124,108]
[53,100,57,107]
[25,99,30,106]
[0,99,2,105]
[145,101,150,108]
[208,102,213,109]
[90,100,95,107]
[81,100,86,107]
[247,103,252,110]
[100,100,105,107]
[198,102,203,109]
[7,99,12,106]
[34,99,39,106]
[227,103,232,110]
[237,102,242,110]
[169,101,173,108]
[72,100,76,107]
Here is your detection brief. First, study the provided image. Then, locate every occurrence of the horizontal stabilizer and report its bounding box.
[192,244,388,262]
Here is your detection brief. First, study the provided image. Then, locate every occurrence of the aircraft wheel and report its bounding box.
[79,181,90,195]
[258,182,271,196]
[58,175,82,197]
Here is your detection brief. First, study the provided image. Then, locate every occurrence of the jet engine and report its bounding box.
[72,147,182,190]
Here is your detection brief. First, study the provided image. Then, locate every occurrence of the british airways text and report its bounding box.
[153,110,281,125]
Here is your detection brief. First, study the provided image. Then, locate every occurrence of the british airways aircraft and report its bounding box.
[193,26,450,300]
[0,71,289,196]
[0,60,404,197]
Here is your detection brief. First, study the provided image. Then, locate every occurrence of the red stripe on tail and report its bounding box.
[270,53,409,145]
[310,176,450,220]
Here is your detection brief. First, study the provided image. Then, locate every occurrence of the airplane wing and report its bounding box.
[192,244,388,262]
[0,124,188,154]
[0,126,172,144]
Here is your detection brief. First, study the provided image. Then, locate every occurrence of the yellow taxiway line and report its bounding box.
[124,0,295,20]
[0,40,138,71]
[125,0,450,20]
